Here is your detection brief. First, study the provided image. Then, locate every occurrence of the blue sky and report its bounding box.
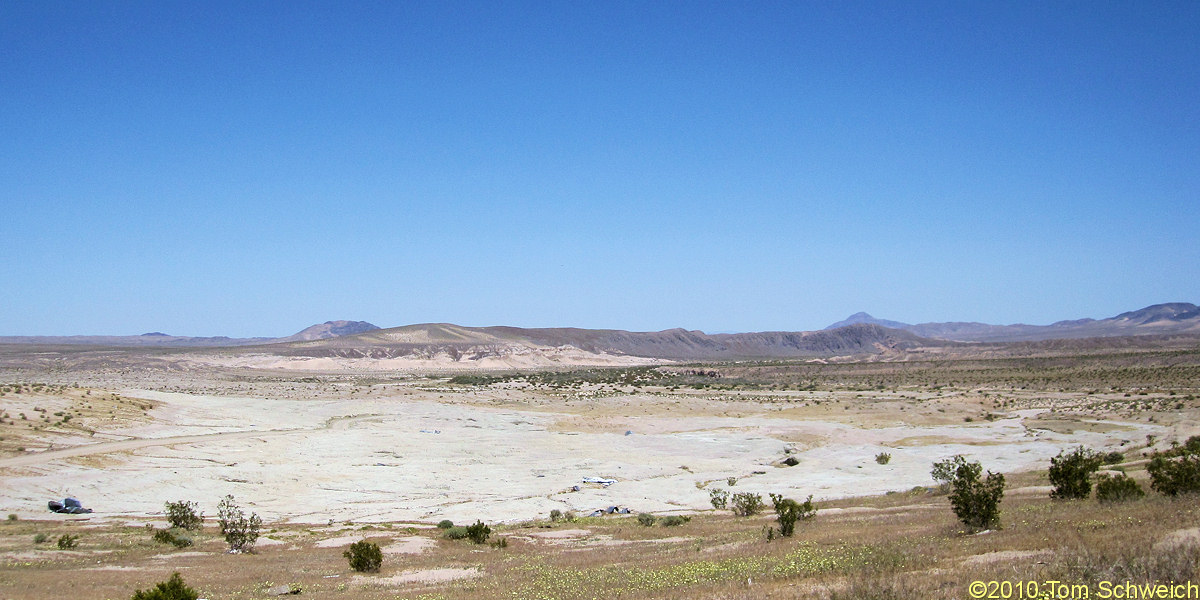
[2,1,1198,336]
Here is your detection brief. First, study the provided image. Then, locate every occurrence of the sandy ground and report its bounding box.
[0,382,1163,526]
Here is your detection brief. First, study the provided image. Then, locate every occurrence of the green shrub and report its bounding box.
[164,500,203,531]
[131,572,198,600]
[762,525,776,541]
[436,519,454,529]
[1095,473,1145,503]
[443,526,469,540]
[489,537,508,548]
[1049,446,1102,499]
[1147,438,1200,496]
[659,515,690,527]
[6,514,16,521]
[549,509,563,522]
[948,459,1005,531]
[730,492,764,517]
[708,488,729,510]
[152,528,194,548]
[770,494,816,537]
[563,511,576,522]
[217,495,260,553]
[33,532,48,544]
[636,513,656,527]
[343,540,383,572]
[1101,451,1125,465]
[57,533,79,549]
[875,452,891,465]
[931,454,969,492]
[466,520,491,544]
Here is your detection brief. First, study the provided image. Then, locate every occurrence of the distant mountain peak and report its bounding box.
[825,312,911,330]
[1112,302,1200,325]
[283,320,381,342]
[141,332,169,337]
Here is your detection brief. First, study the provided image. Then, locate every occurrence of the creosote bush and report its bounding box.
[875,452,891,465]
[437,519,454,529]
[33,532,48,544]
[217,495,261,553]
[1049,446,1102,499]
[708,488,729,510]
[931,454,969,492]
[770,493,816,537]
[466,520,491,544]
[164,500,203,531]
[549,509,563,522]
[131,572,198,600]
[57,533,79,549]
[636,513,656,527]
[1147,436,1200,496]
[344,540,383,573]
[443,526,469,540]
[659,515,690,527]
[1095,473,1145,503]
[947,458,1005,531]
[730,492,764,517]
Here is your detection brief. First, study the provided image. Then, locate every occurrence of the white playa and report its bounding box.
[0,384,1160,525]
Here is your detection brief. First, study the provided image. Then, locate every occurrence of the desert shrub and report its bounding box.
[1095,473,1145,503]
[7,514,16,521]
[770,493,816,537]
[152,528,194,548]
[343,540,383,572]
[562,511,576,522]
[466,520,491,544]
[57,533,79,549]
[490,537,508,548]
[216,495,260,553]
[708,487,729,510]
[549,509,563,522]
[875,452,891,465]
[131,572,198,600]
[436,519,454,529]
[948,459,1005,531]
[1101,451,1125,465]
[1049,446,1102,499]
[636,513,656,526]
[730,492,764,517]
[164,500,203,531]
[659,515,690,527]
[727,477,738,486]
[1147,439,1200,496]
[443,526,469,540]
[762,525,776,541]
[931,454,969,492]
[33,532,48,544]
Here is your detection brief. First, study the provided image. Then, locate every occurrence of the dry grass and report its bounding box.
[0,487,1195,599]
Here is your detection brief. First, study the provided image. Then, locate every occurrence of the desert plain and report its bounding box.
[1,339,1199,599]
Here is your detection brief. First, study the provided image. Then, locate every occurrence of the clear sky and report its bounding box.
[2,1,1198,337]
